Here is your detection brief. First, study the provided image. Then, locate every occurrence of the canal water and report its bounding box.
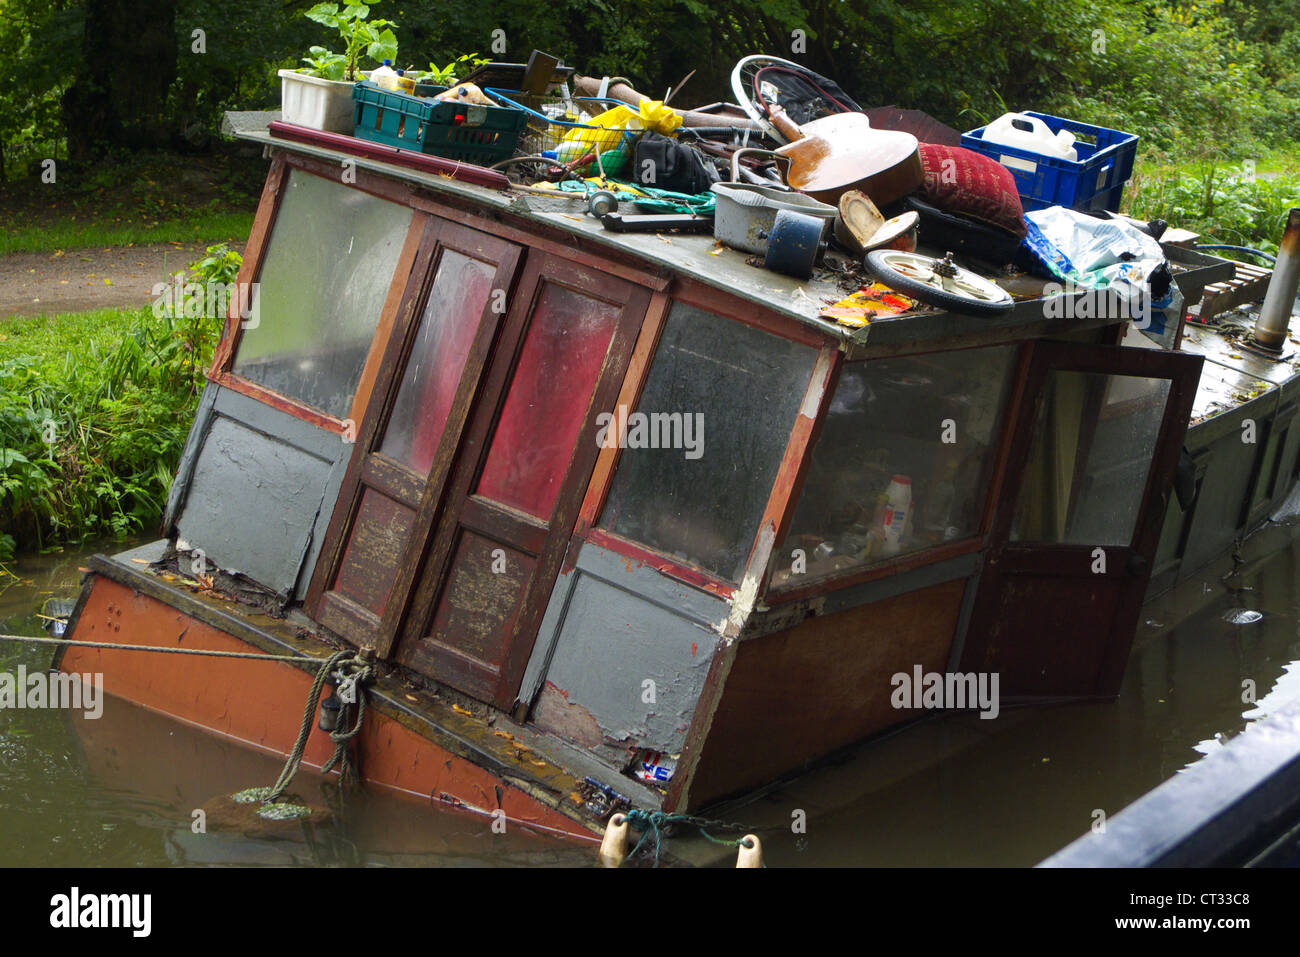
[2,532,1298,867]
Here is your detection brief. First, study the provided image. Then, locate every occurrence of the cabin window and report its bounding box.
[769,345,1018,588]
[475,282,623,518]
[1011,371,1171,545]
[232,170,414,419]
[378,250,497,472]
[598,302,819,583]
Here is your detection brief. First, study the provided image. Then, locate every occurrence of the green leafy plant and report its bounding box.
[421,53,488,86]
[298,3,398,82]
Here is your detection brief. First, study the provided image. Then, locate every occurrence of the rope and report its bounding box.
[622,808,756,867]
[257,649,373,804]
[0,632,325,664]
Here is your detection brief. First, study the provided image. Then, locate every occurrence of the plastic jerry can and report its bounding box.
[982,112,1078,161]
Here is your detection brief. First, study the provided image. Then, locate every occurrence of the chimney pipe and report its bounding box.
[1254,208,1300,352]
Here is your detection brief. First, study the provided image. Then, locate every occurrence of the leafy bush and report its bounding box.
[0,246,240,554]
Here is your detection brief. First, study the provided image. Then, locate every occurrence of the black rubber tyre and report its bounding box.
[864,249,1015,317]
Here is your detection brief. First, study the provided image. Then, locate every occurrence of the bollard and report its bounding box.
[598,813,629,867]
[1254,208,1300,352]
[736,834,763,867]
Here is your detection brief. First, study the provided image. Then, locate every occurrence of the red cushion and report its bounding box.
[918,144,1026,238]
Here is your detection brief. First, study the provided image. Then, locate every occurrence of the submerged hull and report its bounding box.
[58,561,604,845]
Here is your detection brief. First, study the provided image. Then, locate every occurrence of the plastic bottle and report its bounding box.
[370,59,399,89]
[392,69,416,96]
[880,474,912,556]
[982,112,1078,162]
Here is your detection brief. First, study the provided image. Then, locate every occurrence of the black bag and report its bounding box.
[633,132,719,195]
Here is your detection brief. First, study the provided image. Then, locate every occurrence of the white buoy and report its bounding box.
[736,834,763,868]
[599,813,629,867]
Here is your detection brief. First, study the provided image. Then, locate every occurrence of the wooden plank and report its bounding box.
[210,154,287,378]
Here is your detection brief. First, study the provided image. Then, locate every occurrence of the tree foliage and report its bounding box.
[0,0,1296,174]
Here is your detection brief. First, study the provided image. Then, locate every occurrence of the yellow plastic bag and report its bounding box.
[560,99,682,152]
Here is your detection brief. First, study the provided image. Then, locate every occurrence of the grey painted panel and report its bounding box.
[175,413,338,596]
[1179,428,1259,580]
[540,572,719,754]
[163,382,219,532]
[523,540,729,754]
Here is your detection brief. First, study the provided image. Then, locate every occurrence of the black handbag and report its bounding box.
[632,132,719,195]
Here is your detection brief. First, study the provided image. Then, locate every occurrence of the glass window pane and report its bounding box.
[1011,371,1170,546]
[769,346,1017,588]
[599,303,819,583]
[233,170,413,419]
[475,282,621,518]
[379,250,496,472]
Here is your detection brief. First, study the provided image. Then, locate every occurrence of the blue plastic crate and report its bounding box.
[961,113,1138,213]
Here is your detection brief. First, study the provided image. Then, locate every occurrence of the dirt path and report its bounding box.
[0,242,245,318]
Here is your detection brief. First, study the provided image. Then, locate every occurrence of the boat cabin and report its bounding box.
[155,126,1213,813]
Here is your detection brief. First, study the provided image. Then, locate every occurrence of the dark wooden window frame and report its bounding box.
[762,340,1033,605]
[567,279,838,602]
[208,153,428,436]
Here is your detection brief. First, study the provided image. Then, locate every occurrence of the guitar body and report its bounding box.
[773,111,923,207]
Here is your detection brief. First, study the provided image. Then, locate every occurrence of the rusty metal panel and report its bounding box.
[173,386,349,597]
[522,539,727,756]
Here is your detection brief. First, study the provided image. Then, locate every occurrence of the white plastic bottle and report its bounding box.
[370,59,399,89]
[880,474,912,556]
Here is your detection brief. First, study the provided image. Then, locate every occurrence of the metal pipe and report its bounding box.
[1254,208,1300,351]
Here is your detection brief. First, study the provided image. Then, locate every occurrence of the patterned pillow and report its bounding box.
[917,144,1027,238]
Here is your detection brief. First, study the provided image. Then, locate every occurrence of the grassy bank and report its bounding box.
[0,299,219,571]
[1126,156,1300,256]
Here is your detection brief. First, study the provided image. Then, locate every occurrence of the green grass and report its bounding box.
[0,301,218,558]
[0,209,255,257]
[0,306,143,358]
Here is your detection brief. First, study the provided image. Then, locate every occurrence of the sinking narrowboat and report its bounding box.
[57,114,1240,843]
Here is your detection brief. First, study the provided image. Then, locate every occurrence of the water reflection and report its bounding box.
[4,533,1300,867]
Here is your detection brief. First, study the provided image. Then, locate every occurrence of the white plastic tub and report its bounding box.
[278,69,363,133]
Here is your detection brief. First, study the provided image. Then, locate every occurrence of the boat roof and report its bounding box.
[229,113,1134,357]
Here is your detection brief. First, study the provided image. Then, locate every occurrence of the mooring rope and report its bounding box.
[255,649,373,804]
[0,631,326,663]
[623,808,757,867]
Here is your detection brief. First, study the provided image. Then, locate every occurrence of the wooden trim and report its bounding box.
[210,370,350,435]
[347,213,428,428]
[744,344,839,600]
[406,192,673,293]
[268,121,512,190]
[573,290,673,535]
[460,497,549,556]
[978,342,1033,537]
[494,282,652,706]
[664,634,737,813]
[766,537,984,605]
[210,154,288,377]
[303,218,446,619]
[580,527,737,600]
[672,277,830,349]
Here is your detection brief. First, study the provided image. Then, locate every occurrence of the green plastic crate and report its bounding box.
[351,81,526,166]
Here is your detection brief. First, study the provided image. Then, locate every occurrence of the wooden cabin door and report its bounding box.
[393,254,649,709]
[960,342,1203,698]
[307,217,522,647]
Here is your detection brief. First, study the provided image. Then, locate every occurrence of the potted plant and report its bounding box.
[279,2,399,133]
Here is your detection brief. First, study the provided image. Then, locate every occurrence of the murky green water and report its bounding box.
[3,531,1299,867]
